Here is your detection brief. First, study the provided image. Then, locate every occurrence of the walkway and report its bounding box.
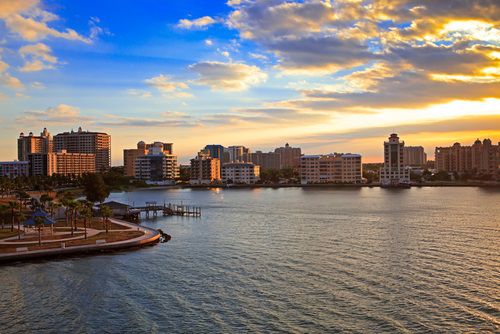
[0,218,161,263]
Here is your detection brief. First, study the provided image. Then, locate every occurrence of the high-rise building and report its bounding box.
[222,162,260,184]
[300,154,362,184]
[226,146,251,163]
[27,151,95,176]
[204,145,225,160]
[27,153,57,176]
[134,146,179,181]
[190,150,221,185]
[249,151,281,171]
[403,146,427,167]
[54,127,111,172]
[54,150,96,176]
[18,128,52,161]
[435,139,499,175]
[124,141,175,177]
[124,141,148,177]
[274,143,301,168]
[380,133,410,186]
[0,161,29,178]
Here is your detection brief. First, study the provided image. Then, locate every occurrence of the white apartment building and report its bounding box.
[222,162,260,184]
[380,133,410,186]
[300,154,362,184]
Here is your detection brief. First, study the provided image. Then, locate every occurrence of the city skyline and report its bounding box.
[1,1,499,164]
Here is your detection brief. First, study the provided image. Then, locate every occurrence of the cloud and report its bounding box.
[95,112,196,128]
[223,0,500,80]
[18,42,58,72]
[88,17,111,40]
[176,16,217,30]
[126,89,153,98]
[226,0,373,73]
[0,0,90,42]
[16,104,93,124]
[303,114,500,145]
[0,59,24,89]
[280,70,500,111]
[31,81,45,89]
[144,74,192,98]
[189,61,267,91]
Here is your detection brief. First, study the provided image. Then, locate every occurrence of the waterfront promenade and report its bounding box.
[0,218,160,264]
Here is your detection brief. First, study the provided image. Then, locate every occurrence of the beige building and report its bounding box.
[55,150,96,176]
[403,146,427,167]
[54,127,111,172]
[27,151,95,176]
[124,141,174,177]
[300,154,362,184]
[18,128,53,161]
[190,150,221,185]
[222,162,260,184]
[275,143,301,168]
[435,139,499,175]
[249,151,281,171]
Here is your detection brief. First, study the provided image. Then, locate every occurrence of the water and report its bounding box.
[1,187,499,333]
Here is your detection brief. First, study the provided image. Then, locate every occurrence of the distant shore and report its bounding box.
[126,182,500,191]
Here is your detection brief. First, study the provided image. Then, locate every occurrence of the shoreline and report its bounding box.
[0,218,160,265]
[133,182,500,191]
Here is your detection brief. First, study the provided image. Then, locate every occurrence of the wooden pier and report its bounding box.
[130,201,202,219]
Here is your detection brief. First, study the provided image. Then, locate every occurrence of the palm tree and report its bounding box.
[79,203,92,239]
[34,216,44,246]
[61,198,70,227]
[8,201,19,232]
[16,191,31,212]
[16,211,25,240]
[48,202,61,219]
[100,205,113,234]
[0,204,8,230]
[67,200,79,236]
[40,194,53,210]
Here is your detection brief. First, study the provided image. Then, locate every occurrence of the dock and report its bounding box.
[130,201,202,219]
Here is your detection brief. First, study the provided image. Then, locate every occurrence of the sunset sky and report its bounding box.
[0,0,499,164]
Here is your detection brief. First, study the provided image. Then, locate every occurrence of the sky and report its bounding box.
[0,0,499,165]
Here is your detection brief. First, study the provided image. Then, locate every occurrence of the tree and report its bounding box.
[8,201,19,232]
[34,216,44,246]
[0,205,8,230]
[432,171,451,181]
[67,200,81,236]
[40,194,53,210]
[79,201,93,239]
[82,174,110,203]
[16,211,25,240]
[48,202,61,219]
[100,205,113,234]
[16,191,31,212]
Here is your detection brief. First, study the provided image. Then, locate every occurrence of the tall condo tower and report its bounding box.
[380,133,410,186]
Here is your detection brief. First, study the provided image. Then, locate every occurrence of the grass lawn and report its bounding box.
[0,229,20,239]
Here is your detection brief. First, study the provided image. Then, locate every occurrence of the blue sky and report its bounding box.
[1,0,499,164]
